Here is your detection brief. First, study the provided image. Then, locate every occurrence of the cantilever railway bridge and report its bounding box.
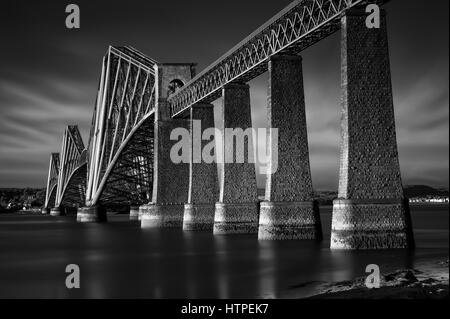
[43,0,415,250]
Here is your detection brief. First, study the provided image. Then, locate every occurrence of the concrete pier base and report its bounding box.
[50,207,64,216]
[213,202,259,235]
[76,206,107,223]
[259,201,322,240]
[140,203,185,228]
[331,199,414,249]
[129,206,140,220]
[183,203,216,231]
[41,207,50,215]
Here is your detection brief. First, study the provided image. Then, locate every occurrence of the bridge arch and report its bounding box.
[43,152,60,213]
[54,125,87,213]
[46,183,57,209]
[91,111,154,206]
[85,46,157,209]
[59,161,87,209]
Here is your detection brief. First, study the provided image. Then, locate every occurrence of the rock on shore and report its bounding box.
[310,260,449,299]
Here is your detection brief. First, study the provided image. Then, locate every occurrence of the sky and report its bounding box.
[0,0,448,190]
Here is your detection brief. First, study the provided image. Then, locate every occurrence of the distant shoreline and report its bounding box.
[409,202,449,207]
[1,202,448,215]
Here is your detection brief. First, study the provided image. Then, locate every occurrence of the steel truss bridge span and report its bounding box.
[168,0,388,117]
[85,46,157,207]
[55,125,87,208]
[44,153,60,209]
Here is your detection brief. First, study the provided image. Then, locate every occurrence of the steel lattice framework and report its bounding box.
[44,153,60,208]
[85,46,157,206]
[55,125,87,208]
[168,0,388,117]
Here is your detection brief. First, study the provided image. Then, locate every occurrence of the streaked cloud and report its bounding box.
[0,0,448,190]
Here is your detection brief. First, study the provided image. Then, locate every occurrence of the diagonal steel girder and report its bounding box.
[55,125,87,207]
[85,46,157,207]
[168,0,389,117]
[44,152,60,208]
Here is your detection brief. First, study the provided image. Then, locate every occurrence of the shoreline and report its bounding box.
[305,259,449,299]
[2,202,448,214]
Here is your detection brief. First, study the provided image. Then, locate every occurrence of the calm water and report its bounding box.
[0,205,448,298]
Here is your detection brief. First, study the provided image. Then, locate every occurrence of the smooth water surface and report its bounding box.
[0,205,448,298]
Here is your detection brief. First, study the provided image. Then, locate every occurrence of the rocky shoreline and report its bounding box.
[309,259,449,299]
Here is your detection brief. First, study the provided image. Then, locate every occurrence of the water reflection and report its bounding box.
[214,234,260,298]
[215,235,229,299]
[258,240,326,298]
[258,240,277,298]
[0,206,447,298]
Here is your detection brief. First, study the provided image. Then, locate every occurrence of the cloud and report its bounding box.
[0,0,448,190]
[0,76,92,187]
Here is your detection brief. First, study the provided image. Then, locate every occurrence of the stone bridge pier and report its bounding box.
[183,104,219,231]
[213,83,259,235]
[77,205,106,222]
[259,55,322,240]
[50,206,65,216]
[140,63,195,228]
[330,9,414,249]
[140,116,190,227]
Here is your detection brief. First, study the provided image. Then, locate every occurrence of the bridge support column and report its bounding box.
[258,55,322,240]
[213,83,259,235]
[331,9,414,249]
[76,205,107,222]
[129,205,140,220]
[183,104,219,231]
[50,206,65,216]
[141,119,190,228]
